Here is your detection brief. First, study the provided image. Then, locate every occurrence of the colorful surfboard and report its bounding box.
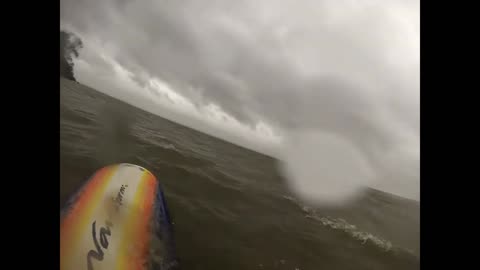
[60,163,178,270]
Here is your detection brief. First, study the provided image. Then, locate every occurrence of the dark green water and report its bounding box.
[60,78,419,270]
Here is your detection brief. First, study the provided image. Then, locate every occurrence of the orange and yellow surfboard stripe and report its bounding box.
[116,171,157,270]
[61,165,118,269]
[60,164,159,270]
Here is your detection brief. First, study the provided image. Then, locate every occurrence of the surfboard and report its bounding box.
[60,163,178,270]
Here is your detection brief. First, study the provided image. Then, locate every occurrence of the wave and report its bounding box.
[282,195,393,252]
[306,214,393,251]
[157,141,177,150]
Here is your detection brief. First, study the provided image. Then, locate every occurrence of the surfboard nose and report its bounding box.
[61,163,166,270]
[117,163,148,171]
[116,163,157,177]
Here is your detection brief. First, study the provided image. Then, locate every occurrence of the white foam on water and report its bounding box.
[282,194,393,252]
[306,215,393,251]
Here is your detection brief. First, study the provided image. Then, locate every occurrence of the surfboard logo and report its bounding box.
[113,184,128,211]
[87,184,128,270]
[87,220,112,270]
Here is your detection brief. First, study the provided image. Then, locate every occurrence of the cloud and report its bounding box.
[61,0,419,201]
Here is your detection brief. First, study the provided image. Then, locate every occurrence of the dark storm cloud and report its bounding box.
[61,0,417,127]
[60,0,419,199]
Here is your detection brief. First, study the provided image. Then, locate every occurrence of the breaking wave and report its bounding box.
[283,195,393,252]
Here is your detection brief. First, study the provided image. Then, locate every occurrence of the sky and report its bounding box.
[60,0,419,202]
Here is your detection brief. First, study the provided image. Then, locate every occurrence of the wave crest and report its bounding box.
[306,215,393,251]
[283,195,393,252]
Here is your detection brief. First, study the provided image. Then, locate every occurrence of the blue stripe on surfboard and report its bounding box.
[152,182,179,270]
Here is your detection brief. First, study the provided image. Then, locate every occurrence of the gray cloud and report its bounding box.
[61,0,419,200]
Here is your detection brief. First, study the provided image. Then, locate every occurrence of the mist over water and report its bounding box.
[279,131,375,207]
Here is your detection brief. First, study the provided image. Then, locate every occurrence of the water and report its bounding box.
[60,78,419,270]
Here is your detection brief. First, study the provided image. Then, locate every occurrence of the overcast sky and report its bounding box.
[60,0,419,201]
